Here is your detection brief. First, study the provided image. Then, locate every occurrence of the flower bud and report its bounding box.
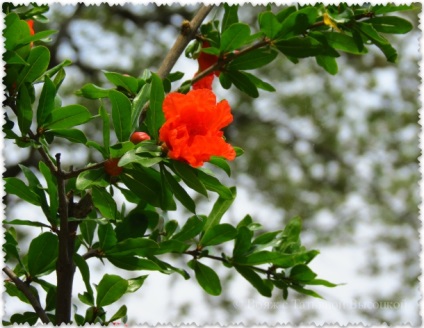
[104,158,123,176]
[130,132,151,144]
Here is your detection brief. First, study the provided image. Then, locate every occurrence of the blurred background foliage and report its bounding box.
[4,3,421,325]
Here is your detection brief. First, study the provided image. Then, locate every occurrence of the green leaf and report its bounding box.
[118,149,162,167]
[355,22,397,62]
[239,250,317,268]
[290,264,318,282]
[208,156,231,176]
[109,141,135,158]
[74,254,94,296]
[4,219,50,228]
[53,68,66,89]
[188,260,222,296]
[115,207,150,241]
[99,105,110,155]
[226,70,259,98]
[324,32,368,55]
[290,285,323,299]
[233,226,253,257]
[36,76,56,127]
[106,237,159,257]
[278,7,318,38]
[253,230,282,245]
[365,16,413,34]
[16,83,33,136]
[39,161,58,221]
[259,11,282,39]
[161,165,196,213]
[121,168,164,209]
[304,278,339,287]
[109,90,132,142]
[4,14,27,51]
[172,215,205,241]
[5,281,39,305]
[203,187,236,233]
[242,72,276,92]
[152,239,190,254]
[106,255,162,271]
[220,23,251,52]
[104,70,139,94]
[276,6,297,23]
[96,274,129,307]
[98,223,118,251]
[127,275,148,293]
[36,59,72,83]
[4,177,40,206]
[171,161,208,197]
[19,30,56,46]
[371,4,415,15]
[275,36,339,58]
[146,73,165,140]
[78,292,94,306]
[200,223,237,246]
[16,46,50,86]
[198,170,234,199]
[227,48,278,70]
[44,104,91,129]
[4,50,28,65]
[107,305,127,324]
[235,266,272,297]
[80,218,97,247]
[219,72,232,89]
[76,83,110,99]
[131,83,151,130]
[222,4,239,32]
[283,216,302,244]
[28,232,58,277]
[10,312,38,325]
[92,187,117,220]
[45,286,57,311]
[46,128,88,144]
[316,55,338,75]
[76,168,109,190]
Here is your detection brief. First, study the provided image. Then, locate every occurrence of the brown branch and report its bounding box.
[139,4,214,126]
[190,38,271,86]
[156,5,214,79]
[62,161,106,179]
[55,153,75,325]
[2,266,50,324]
[82,248,103,260]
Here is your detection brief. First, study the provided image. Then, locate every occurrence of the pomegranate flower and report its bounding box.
[192,41,220,90]
[26,20,35,35]
[159,89,236,167]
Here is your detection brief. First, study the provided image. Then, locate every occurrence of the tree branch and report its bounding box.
[156,4,214,79]
[139,4,214,126]
[2,266,50,324]
[55,153,75,325]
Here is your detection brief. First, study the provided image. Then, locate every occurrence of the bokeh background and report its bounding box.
[3,3,421,325]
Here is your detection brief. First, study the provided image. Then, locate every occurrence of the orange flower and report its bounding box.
[192,41,220,90]
[159,89,236,167]
[26,20,35,36]
[192,72,214,90]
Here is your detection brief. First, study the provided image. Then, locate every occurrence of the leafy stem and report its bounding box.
[2,266,50,324]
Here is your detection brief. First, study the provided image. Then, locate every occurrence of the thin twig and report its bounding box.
[157,5,214,79]
[82,248,103,260]
[62,161,106,179]
[2,266,50,324]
